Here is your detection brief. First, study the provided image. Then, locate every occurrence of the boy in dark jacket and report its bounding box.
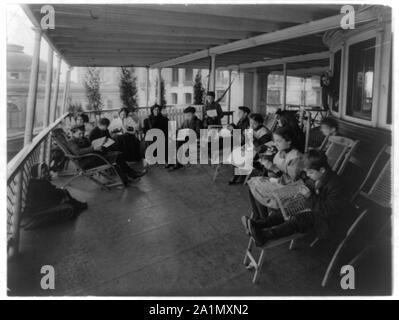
[242,149,346,246]
[23,163,87,229]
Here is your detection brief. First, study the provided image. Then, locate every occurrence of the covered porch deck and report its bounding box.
[7,4,392,296]
[8,164,389,296]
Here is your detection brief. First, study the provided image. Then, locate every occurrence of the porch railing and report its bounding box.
[64,105,204,129]
[7,113,70,257]
[7,105,204,257]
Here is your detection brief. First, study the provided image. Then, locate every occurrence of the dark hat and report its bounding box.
[238,106,251,114]
[183,106,196,114]
[70,124,85,133]
[206,91,215,98]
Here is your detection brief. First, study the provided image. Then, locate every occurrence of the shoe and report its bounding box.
[165,164,174,169]
[172,164,183,170]
[241,216,251,235]
[247,220,265,247]
[228,176,238,185]
[128,169,146,179]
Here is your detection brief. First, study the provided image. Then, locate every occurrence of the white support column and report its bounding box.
[157,68,162,105]
[23,28,42,145]
[40,46,54,163]
[61,66,72,114]
[264,72,269,114]
[146,67,150,107]
[10,27,41,257]
[227,70,232,112]
[50,55,62,122]
[209,54,216,92]
[252,70,259,113]
[282,63,287,110]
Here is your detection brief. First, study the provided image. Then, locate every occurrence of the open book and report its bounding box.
[91,136,115,149]
[206,109,218,118]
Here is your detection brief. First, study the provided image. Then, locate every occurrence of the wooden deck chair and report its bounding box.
[325,136,359,175]
[264,113,278,132]
[321,145,391,287]
[243,136,359,283]
[52,129,125,190]
[243,185,311,283]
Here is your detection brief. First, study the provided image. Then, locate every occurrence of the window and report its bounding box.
[332,50,341,112]
[172,68,179,86]
[185,93,192,104]
[184,69,193,85]
[10,72,19,80]
[267,90,280,105]
[171,93,178,104]
[346,38,376,120]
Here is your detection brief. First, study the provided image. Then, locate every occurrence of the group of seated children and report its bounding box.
[240,114,345,247]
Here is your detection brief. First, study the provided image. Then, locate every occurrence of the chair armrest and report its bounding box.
[66,152,114,166]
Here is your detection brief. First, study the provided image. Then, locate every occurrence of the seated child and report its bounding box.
[319,117,339,151]
[242,150,345,246]
[89,117,112,142]
[247,126,304,220]
[169,106,203,170]
[23,163,87,229]
[227,106,251,185]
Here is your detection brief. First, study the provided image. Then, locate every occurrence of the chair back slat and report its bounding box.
[264,113,278,132]
[352,145,391,209]
[368,160,391,208]
[52,129,75,157]
[325,136,358,175]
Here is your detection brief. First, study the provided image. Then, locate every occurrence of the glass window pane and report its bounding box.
[346,38,376,120]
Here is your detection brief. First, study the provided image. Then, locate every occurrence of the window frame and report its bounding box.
[341,30,381,127]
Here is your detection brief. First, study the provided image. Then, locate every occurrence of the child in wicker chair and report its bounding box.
[242,150,345,246]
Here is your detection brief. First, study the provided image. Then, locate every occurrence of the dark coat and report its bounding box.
[143,115,169,135]
[89,126,111,142]
[203,101,224,126]
[180,115,203,138]
[232,117,250,132]
[304,171,347,238]
[24,179,66,214]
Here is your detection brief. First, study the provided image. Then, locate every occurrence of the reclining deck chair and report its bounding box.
[321,145,391,287]
[52,129,125,190]
[243,135,359,283]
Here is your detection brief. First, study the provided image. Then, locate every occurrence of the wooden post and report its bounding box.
[50,55,62,122]
[282,63,287,110]
[40,46,54,163]
[209,54,216,91]
[157,68,162,105]
[252,70,259,113]
[61,66,72,114]
[146,67,150,107]
[23,28,41,145]
[227,70,232,112]
[264,72,269,114]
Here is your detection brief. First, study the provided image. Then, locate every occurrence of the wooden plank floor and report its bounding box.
[7,164,390,296]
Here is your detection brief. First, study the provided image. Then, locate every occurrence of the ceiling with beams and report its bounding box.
[24,3,344,67]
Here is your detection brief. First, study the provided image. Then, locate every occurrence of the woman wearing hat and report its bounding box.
[203,91,224,128]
